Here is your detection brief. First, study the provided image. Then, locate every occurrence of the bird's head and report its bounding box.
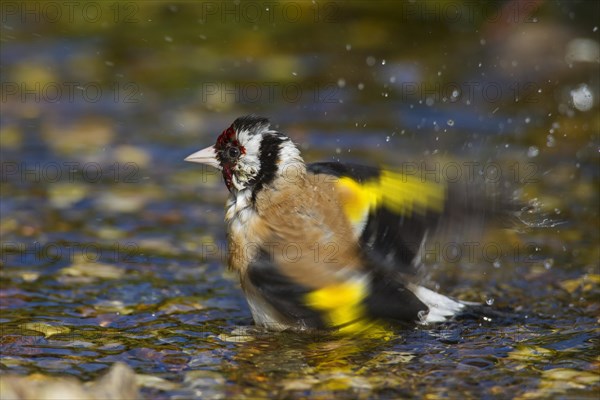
[185,115,304,194]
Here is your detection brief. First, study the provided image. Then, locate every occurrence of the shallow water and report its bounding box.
[1,1,599,398]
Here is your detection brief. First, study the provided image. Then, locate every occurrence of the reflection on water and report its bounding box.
[1,1,599,398]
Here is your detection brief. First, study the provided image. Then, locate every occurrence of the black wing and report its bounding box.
[307,161,492,279]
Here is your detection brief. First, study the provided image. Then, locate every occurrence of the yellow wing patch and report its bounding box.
[304,280,391,337]
[336,170,446,224]
[305,280,366,328]
[335,177,379,224]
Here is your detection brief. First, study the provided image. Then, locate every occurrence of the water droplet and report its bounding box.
[527,146,539,158]
[525,117,531,124]
[337,78,346,88]
[357,83,365,90]
[447,119,454,127]
[486,298,495,306]
[493,260,501,268]
[381,59,386,65]
[570,84,594,111]
[385,136,390,142]
[292,71,297,76]
[544,258,554,270]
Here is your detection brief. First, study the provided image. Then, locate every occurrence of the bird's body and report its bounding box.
[186,115,492,333]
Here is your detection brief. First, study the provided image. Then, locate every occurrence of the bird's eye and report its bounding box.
[227,146,241,159]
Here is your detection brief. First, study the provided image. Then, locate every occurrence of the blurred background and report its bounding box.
[1,1,599,399]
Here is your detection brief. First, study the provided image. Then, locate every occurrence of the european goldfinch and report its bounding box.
[185,115,495,333]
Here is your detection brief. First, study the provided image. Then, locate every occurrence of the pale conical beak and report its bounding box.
[184,146,221,169]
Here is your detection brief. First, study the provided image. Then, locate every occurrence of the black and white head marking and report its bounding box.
[221,115,303,198]
[217,116,304,226]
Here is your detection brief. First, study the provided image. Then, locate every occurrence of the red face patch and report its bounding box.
[215,126,236,151]
[214,124,246,191]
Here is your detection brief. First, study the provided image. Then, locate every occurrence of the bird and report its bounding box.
[185,115,500,334]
